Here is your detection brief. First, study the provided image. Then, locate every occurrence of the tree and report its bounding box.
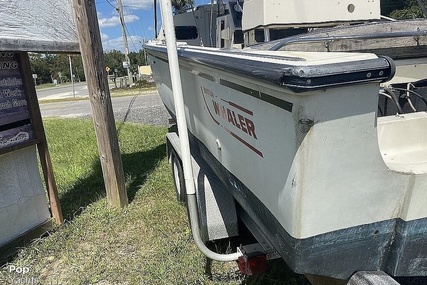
[104,49,127,77]
[29,53,85,85]
[29,53,53,85]
[171,0,194,14]
[104,49,148,80]
[381,0,427,19]
[129,49,148,73]
[381,0,409,17]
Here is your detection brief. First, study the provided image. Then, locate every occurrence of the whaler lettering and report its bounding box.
[201,86,263,157]
[212,100,257,139]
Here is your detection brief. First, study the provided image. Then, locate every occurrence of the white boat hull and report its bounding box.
[146,44,427,278]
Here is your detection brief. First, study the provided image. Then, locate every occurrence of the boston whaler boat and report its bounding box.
[145,0,427,283]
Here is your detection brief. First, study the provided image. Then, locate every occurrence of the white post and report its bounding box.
[158,0,242,262]
[68,55,75,98]
[264,28,270,42]
[159,0,196,196]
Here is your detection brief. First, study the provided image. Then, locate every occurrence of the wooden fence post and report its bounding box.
[72,0,128,208]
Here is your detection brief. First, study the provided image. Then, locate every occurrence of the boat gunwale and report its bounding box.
[144,43,395,93]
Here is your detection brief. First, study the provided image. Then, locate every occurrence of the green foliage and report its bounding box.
[98,49,148,78]
[171,0,195,13]
[381,0,409,16]
[133,79,155,88]
[29,50,148,85]
[381,0,427,18]
[104,49,126,77]
[29,53,85,85]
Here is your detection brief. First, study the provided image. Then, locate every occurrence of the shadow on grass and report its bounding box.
[59,143,167,220]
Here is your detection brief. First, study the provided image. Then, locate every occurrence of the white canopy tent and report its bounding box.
[0,0,79,52]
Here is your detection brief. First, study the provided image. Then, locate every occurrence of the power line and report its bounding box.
[122,6,143,51]
[95,0,117,9]
[124,24,139,51]
[106,0,117,9]
[99,0,145,52]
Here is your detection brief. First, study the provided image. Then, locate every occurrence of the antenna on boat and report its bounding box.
[154,0,158,38]
[209,0,215,47]
[158,0,242,262]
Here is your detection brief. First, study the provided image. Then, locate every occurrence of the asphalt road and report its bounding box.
[38,90,171,127]
[36,82,89,100]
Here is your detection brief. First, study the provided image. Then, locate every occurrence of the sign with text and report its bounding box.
[0,53,34,150]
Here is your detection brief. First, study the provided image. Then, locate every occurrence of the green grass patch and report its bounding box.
[38,97,89,104]
[110,86,158,98]
[35,83,57,90]
[0,119,305,284]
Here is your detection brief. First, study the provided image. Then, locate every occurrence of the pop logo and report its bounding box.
[9,265,30,274]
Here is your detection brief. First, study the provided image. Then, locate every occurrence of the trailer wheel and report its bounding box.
[171,150,187,203]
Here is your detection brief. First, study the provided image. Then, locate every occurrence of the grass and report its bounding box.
[110,86,158,98]
[35,82,60,90]
[0,118,307,285]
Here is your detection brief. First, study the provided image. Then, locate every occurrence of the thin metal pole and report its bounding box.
[68,55,75,98]
[154,0,158,38]
[158,0,241,262]
[158,0,195,196]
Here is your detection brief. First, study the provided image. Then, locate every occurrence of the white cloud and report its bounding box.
[102,35,145,52]
[124,0,153,10]
[101,33,109,40]
[98,14,140,28]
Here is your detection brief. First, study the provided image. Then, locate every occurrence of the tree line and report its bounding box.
[382,0,427,18]
[30,49,148,85]
[29,0,425,85]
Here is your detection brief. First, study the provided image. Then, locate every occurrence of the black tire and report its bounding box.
[171,150,187,203]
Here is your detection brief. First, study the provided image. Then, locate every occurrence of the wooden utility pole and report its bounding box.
[72,0,128,208]
[117,0,132,85]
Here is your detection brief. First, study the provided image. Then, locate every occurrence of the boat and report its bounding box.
[145,0,427,281]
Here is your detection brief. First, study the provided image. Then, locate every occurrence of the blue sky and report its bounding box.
[96,0,211,52]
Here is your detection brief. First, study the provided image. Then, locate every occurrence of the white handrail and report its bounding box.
[158,0,242,262]
[159,0,195,196]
